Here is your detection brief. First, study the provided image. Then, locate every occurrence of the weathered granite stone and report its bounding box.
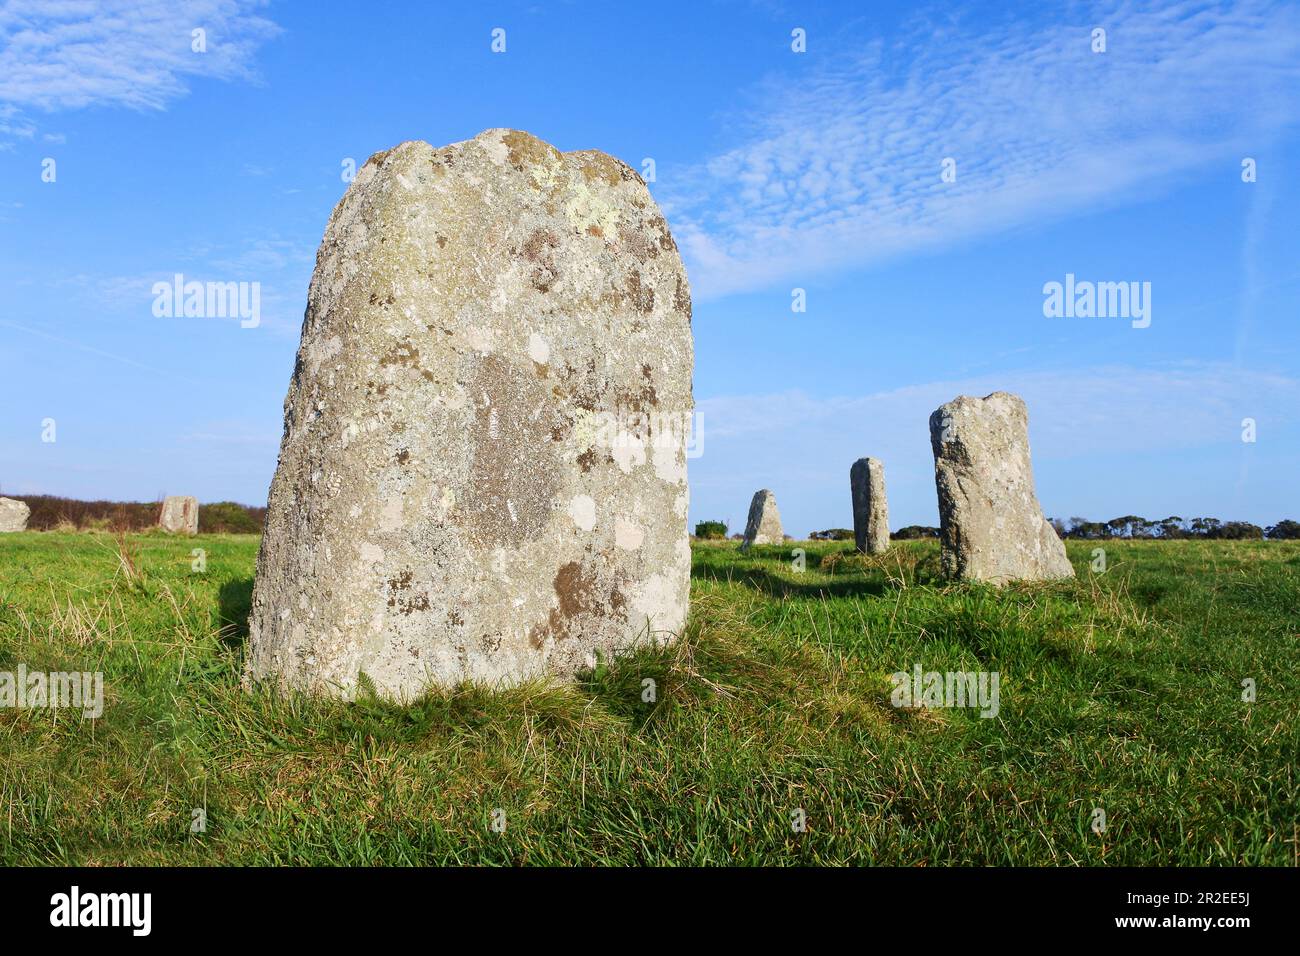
[740,489,782,550]
[928,391,1073,583]
[159,496,198,534]
[0,497,30,532]
[850,457,890,554]
[247,129,694,699]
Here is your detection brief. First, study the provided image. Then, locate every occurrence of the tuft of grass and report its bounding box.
[110,531,145,589]
[0,532,1296,865]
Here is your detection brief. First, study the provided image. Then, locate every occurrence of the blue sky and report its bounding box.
[1,0,1298,536]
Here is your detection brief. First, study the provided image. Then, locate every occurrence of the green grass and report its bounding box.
[0,531,1296,865]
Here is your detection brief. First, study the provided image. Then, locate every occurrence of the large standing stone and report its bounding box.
[159,496,198,534]
[850,458,890,554]
[246,129,694,699]
[928,391,1073,583]
[740,489,782,550]
[0,497,30,532]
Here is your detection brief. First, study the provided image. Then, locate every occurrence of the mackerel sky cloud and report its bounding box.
[0,0,277,114]
[664,0,1300,299]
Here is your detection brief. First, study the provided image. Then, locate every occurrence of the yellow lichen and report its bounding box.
[564,179,619,236]
[502,130,561,171]
[578,153,625,187]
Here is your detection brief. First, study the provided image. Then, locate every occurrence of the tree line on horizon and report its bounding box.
[1051,515,1299,540]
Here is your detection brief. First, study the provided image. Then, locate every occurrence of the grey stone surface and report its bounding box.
[159,496,198,534]
[247,129,694,700]
[850,457,890,554]
[928,391,1073,584]
[740,489,782,550]
[0,497,30,532]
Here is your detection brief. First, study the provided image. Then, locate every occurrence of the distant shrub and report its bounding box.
[893,525,939,539]
[809,528,853,541]
[1266,519,1300,540]
[16,495,158,531]
[694,520,728,540]
[1215,521,1265,540]
[200,501,265,534]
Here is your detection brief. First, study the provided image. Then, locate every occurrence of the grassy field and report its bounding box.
[0,531,1296,865]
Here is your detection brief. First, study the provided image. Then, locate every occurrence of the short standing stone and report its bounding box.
[159,496,199,535]
[928,391,1073,583]
[850,458,890,554]
[246,129,694,700]
[740,489,782,550]
[0,497,30,532]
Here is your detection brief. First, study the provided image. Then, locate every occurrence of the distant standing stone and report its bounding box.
[247,129,694,700]
[740,489,783,550]
[928,391,1073,583]
[159,496,199,535]
[850,458,890,554]
[0,497,30,532]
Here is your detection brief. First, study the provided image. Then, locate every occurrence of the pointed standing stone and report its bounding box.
[850,458,890,554]
[0,497,30,532]
[159,496,198,535]
[740,489,783,550]
[247,129,694,699]
[928,391,1073,583]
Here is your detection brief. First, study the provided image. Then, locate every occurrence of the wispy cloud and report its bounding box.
[699,362,1298,454]
[664,0,1300,300]
[0,316,180,378]
[0,0,279,137]
[208,236,312,275]
[180,420,278,447]
[38,235,314,334]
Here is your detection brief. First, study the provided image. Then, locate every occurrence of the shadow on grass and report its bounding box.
[692,542,947,599]
[218,577,253,651]
[690,555,948,598]
[691,562,895,599]
[1130,582,1168,606]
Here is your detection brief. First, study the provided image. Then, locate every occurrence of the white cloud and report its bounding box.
[0,116,35,138]
[663,0,1300,300]
[0,0,279,136]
